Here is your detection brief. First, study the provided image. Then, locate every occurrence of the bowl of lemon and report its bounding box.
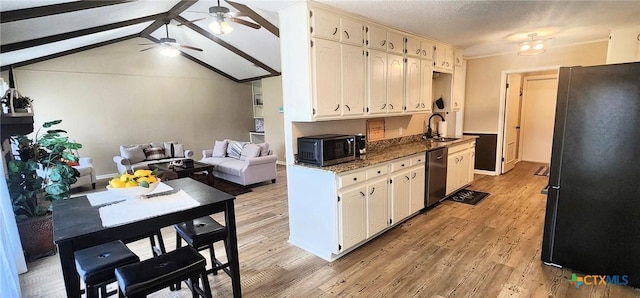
[106,169,160,199]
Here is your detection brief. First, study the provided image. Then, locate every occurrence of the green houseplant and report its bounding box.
[1,91,32,113]
[5,120,81,260]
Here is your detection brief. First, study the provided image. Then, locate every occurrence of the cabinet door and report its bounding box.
[310,8,340,41]
[468,145,476,184]
[312,39,342,118]
[386,31,404,55]
[421,40,435,60]
[391,170,411,224]
[367,49,387,115]
[406,36,422,57]
[420,59,433,112]
[367,178,389,237]
[410,166,425,214]
[340,17,363,46]
[386,53,404,114]
[433,43,453,73]
[338,187,367,251]
[405,57,421,112]
[341,44,365,116]
[366,24,387,50]
[458,150,471,187]
[452,64,465,111]
[454,49,464,66]
[446,152,460,195]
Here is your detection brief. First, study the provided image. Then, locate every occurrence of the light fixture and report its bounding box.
[208,16,233,35]
[160,44,180,57]
[518,33,546,56]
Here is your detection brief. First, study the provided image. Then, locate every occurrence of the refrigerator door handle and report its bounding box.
[550,185,560,190]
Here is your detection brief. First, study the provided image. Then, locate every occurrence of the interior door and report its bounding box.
[520,75,558,163]
[502,74,522,173]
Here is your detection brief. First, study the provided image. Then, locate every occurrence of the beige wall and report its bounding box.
[262,76,286,163]
[464,41,608,133]
[2,38,253,176]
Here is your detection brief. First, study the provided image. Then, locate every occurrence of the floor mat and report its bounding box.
[447,189,490,206]
[190,173,252,196]
[534,165,549,176]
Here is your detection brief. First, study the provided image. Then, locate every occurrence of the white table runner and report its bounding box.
[98,189,200,227]
[87,182,174,206]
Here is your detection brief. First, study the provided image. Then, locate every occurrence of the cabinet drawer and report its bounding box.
[338,171,366,189]
[390,158,411,172]
[411,154,425,166]
[366,165,388,179]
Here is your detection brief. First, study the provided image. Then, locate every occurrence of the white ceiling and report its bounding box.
[1,0,639,81]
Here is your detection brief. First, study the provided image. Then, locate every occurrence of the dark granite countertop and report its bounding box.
[294,135,478,174]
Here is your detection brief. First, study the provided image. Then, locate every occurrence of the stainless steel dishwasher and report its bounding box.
[425,147,448,207]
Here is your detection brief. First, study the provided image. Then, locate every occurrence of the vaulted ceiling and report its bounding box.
[1,1,639,83]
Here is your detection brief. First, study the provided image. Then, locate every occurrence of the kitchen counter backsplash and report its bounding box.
[294,134,478,173]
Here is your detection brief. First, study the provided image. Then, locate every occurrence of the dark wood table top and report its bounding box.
[53,178,233,245]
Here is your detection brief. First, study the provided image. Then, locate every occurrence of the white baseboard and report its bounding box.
[474,169,498,176]
[277,160,286,166]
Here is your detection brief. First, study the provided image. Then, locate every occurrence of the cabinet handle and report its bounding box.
[334,104,340,111]
[456,58,460,64]
[389,42,394,49]
[370,187,375,195]
[332,27,338,36]
[389,103,394,110]
[460,155,464,161]
[344,30,350,39]
[415,103,420,109]
[405,176,410,180]
[381,40,386,47]
[345,104,351,111]
[416,49,421,54]
[377,170,381,174]
[353,177,358,181]
[422,49,427,56]
[421,103,425,108]
[446,62,450,67]
[401,163,405,167]
[381,103,386,109]
[412,173,417,179]
[360,191,365,197]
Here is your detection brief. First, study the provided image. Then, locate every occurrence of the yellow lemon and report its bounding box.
[147,175,158,183]
[134,169,152,177]
[125,181,138,188]
[110,179,126,188]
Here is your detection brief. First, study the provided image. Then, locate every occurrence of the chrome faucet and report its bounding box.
[426,113,445,139]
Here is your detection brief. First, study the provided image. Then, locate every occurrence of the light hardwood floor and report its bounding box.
[19,162,640,297]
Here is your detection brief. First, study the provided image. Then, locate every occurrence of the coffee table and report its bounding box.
[149,160,215,186]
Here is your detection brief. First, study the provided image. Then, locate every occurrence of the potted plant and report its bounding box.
[1,91,32,114]
[5,120,81,260]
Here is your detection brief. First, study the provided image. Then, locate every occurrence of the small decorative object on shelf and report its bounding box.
[1,89,34,116]
[255,118,264,132]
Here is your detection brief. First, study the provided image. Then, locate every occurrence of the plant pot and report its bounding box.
[16,214,57,262]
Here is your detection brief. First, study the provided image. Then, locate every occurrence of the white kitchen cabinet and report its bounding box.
[366,49,388,115]
[338,186,367,251]
[409,165,426,214]
[451,62,466,112]
[433,42,454,73]
[310,8,340,41]
[312,38,342,118]
[387,53,404,114]
[405,57,421,112]
[366,24,387,50]
[421,39,435,60]
[406,35,422,57]
[366,177,389,237]
[386,31,404,55]
[420,60,433,113]
[341,43,366,115]
[468,142,476,183]
[446,141,475,195]
[454,49,464,66]
[391,169,411,224]
[340,17,364,46]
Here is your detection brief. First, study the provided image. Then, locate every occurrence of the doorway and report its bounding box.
[499,69,558,174]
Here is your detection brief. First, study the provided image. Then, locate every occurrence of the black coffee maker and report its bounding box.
[355,134,366,158]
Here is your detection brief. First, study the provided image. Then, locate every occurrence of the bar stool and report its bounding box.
[115,246,212,298]
[175,216,230,278]
[74,240,140,298]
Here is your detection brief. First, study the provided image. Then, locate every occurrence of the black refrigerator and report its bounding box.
[541,62,640,287]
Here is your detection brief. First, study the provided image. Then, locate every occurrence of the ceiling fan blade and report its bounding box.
[228,17,261,29]
[140,46,157,52]
[138,43,156,46]
[178,17,208,26]
[177,44,204,52]
[226,11,247,18]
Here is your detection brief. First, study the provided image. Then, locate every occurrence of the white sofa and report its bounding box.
[113,142,194,174]
[200,140,277,186]
[71,157,97,189]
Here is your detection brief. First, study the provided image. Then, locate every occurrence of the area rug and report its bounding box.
[447,189,490,206]
[534,165,549,176]
[190,173,252,196]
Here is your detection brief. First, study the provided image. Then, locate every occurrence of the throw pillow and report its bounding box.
[240,144,261,161]
[120,145,145,164]
[227,141,246,159]
[212,140,228,157]
[143,147,166,160]
[163,142,175,157]
[163,142,185,158]
[256,143,270,156]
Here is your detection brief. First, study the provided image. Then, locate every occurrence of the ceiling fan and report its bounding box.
[140,22,203,56]
[179,0,261,35]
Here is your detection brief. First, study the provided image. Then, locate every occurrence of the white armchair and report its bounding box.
[71,156,96,189]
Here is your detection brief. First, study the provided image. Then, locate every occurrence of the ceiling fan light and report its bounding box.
[533,40,545,50]
[160,45,180,57]
[519,42,531,52]
[209,19,233,35]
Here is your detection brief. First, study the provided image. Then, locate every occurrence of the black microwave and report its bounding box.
[297,134,356,166]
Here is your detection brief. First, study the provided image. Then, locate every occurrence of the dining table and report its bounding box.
[53,178,242,298]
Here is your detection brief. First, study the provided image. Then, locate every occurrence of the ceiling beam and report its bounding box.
[174,15,280,75]
[226,1,279,37]
[0,34,139,72]
[139,0,198,37]
[1,13,166,53]
[0,0,131,23]
[237,73,280,83]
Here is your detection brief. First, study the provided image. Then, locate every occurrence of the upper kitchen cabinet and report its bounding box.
[433,42,454,73]
[341,43,366,116]
[366,24,387,50]
[451,61,467,112]
[386,53,404,114]
[366,49,388,115]
[311,38,342,118]
[421,39,435,60]
[406,35,422,58]
[340,17,364,46]
[386,31,405,55]
[310,8,340,41]
[454,49,464,66]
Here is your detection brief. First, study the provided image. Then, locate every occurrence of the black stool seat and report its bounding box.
[75,240,139,297]
[115,246,211,297]
[175,216,226,248]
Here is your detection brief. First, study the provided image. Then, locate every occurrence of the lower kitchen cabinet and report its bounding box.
[338,186,367,251]
[366,177,389,237]
[409,165,425,214]
[391,169,411,224]
[446,141,475,195]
